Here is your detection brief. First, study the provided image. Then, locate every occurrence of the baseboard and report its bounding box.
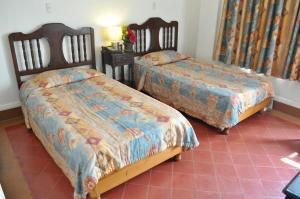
[0,107,22,122]
[273,100,300,119]
[0,101,21,111]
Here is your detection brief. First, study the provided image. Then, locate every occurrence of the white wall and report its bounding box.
[182,0,221,58]
[195,0,221,60]
[1,0,299,111]
[0,0,187,111]
[182,0,201,57]
[270,77,300,109]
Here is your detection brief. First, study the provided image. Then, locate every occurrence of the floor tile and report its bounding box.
[171,189,195,199]
[276,168,299,181]
[212,152,233,164]
[235,165,259,179]
[249,154,272,167]
[123,184,148,199]
[193,162,216,176]
[46,176,73,199]
[181,150,193,161]
[231,154,253,165]
[194,175,218,192]
[221,193,246,199]
[246,143,266,155]
[127,170,151,185]
[228,143,248,154]
[150,171,172,188]
[18,156,49,174]
[210,141,229,152]
[215,164,237,178]
[261,180,285,197]
[172,173,196,190]
[30,171,62,199]
[173,160,194,173]
[268,155,295,169]
[217,176,243,194]
[240,179,265,195]
[152,161,173,173]
[255,167,281,181]
[148,187,171,199]
[4,113,300,199]
[194,191,221,199]
[193,150,213,162]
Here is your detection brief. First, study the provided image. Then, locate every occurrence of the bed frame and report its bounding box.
[9,23,96,87]
[128,17,178,56]
[129,17,272,134]
[8,23,182,199]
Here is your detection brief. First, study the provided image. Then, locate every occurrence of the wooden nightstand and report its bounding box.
[101,46,135,87]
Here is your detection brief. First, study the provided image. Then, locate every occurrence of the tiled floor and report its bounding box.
[4,112,300,199]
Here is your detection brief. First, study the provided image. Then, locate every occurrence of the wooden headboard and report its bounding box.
[128,17,178,56]
[8,23,96,87]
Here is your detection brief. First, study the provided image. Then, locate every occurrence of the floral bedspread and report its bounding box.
[135,58,274,129]
[20,68,199,198]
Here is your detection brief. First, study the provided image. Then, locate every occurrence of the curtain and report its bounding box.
[283,6,300,81]
[214,0,300,81]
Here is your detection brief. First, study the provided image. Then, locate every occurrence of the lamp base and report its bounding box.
[111,41,123,51]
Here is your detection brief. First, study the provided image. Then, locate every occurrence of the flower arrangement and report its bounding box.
[122,25,137,51]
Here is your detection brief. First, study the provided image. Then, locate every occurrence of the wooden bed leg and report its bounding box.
[88,193,101,199]
[88,195,101,199]
[173,154,182,161]
[219,128,229,135]
[259,108,267,114]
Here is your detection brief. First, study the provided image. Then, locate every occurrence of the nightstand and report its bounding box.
[101,46,135,87]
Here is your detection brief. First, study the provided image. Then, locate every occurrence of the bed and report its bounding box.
[129,17,274,134]
[8,23,199,199]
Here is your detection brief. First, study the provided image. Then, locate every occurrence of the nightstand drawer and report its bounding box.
[112,54,134,65]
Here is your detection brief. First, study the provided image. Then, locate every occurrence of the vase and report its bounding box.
[124,42,133,52]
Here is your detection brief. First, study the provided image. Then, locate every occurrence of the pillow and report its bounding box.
[138,50,189,66]
[20,68,100,102]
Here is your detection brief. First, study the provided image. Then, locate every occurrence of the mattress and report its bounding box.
[20,68,199,198]
[135,55,274,129]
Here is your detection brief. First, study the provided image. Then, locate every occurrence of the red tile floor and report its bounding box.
[5,112,300,199]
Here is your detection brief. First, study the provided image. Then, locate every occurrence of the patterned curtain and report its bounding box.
[214,0,300,81]
[283,7,300,81]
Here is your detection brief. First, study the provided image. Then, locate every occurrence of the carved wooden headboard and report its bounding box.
[8,23,96,87]
[128,17,178,56]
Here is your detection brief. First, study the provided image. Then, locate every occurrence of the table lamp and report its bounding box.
[103,26,122,50]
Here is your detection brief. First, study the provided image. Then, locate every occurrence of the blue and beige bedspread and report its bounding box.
[135,55,274,129]
[20,68,199,198]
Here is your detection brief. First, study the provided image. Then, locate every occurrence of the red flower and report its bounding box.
[127,28,137,43]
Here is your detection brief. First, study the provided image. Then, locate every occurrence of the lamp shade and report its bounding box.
[102,26,122,43]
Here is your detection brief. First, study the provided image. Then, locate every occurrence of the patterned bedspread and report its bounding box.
[20,68,199,198]
[135,56,274,129]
